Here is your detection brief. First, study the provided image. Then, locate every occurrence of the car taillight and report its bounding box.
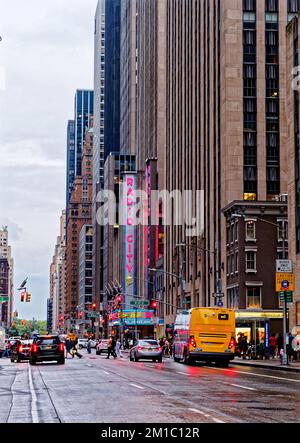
[190,335,196,348]
[32,344,38,353]
[18,345,24,353]
[158,347,162,352]
[137,346,144,351]
[59,343,64,352]
[229,337,236,349]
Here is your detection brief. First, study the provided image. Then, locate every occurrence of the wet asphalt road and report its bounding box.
[0,352,299,423]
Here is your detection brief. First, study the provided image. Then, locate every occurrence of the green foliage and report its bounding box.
[9,318,48,337]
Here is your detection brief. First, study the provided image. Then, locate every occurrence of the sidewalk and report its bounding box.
[231,357,300,373]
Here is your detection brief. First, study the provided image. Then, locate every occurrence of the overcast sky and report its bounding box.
[0,0,98,320]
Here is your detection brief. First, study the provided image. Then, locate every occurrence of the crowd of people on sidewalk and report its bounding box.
[236,331,300,363]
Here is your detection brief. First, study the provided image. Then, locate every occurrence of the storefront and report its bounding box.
[235,310,284,350]
[109,309,155,341]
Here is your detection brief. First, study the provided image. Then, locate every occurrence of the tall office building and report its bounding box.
[104,0,121,160]
[93,0,121,309]
[74,90,94,177]
[0,227,14,329]
[93,0,106,305]
[286,12,300,331]
[49,211,66,332]
[161,0,300,335]
[66,120,75,208]
[120,0,137,155]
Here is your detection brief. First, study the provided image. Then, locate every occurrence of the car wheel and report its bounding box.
[29,358,36,366]
[173,355,181,363]
[134,354,139,362]
[129,354,133,361]
[10,358,14,363]
[157,358,162,363]
[183,352,192,365]
[57,358,65,365]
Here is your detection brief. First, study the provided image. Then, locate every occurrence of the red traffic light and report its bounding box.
[150,300,157,309]
[92,303,97,310]
[116,295,122,303]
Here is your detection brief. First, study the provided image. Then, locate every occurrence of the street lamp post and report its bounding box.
[232,213,289,366]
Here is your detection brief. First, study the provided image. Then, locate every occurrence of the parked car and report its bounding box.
[96,339,109,355]
[78,338,98,349]
[10,339,32,363]
[129,339,163,363]
[29,335,65,365]
[78,338,88,349]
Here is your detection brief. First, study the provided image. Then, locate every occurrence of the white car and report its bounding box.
[78,338,97,349]
[78,339,88,349]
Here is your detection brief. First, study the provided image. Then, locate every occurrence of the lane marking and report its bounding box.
[230,383,257,391]
[177,371,188,376]
[103,371,110,375]
[189,408,225,423]
[28,365,39,423]
[86,364,93,367]
[189,408,206,415]
[207,366,300,383]
[212,417,226,423]
[130,383,145,390]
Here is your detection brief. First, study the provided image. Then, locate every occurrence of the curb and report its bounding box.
[231,361,300,373]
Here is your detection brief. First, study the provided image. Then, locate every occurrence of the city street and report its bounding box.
[0,354,299,423]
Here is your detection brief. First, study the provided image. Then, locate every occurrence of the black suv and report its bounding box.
[30,335,65,365]
[10,340,32,363]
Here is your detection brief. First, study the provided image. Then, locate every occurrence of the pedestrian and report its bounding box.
[106,336,117,359]
[87,338,92,354]
[287,332,295,362]
[292,333,300,361]
[269,333,277,359]
[277,333,283,355]
[241,335,248,359]
[116,338,122,358]
[71,339,83,359]
[1,344,9,358]
[65,339,73,358]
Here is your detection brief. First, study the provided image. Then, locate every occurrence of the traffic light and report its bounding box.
[150,299,158,313]
[78,311,83,319]
[92,303,97,311]
[26,292,31,303]
[21,291,25,302]
[115,295,122,309]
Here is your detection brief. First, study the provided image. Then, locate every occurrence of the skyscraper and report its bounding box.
[74,89,94,177]
[93,0,121,309]
[66,120,75,208]
[0,227,14,329]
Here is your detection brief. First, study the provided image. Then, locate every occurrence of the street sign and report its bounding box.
[279,291,293,303]
[87,312,98,318]
[275,273,295,292]
[276,260,293,273]
[130,300,149,306]
[0,296,8,302]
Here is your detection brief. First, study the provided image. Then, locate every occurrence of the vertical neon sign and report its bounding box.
[122,174,137,302]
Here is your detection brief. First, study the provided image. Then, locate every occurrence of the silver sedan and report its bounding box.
[129,340,163,363]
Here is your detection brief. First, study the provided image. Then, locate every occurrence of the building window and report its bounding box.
[247,287,261,309]
[228,287,239,309]
[245,220,256,240]
[277,219,288,241]
[246,251,257,272]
